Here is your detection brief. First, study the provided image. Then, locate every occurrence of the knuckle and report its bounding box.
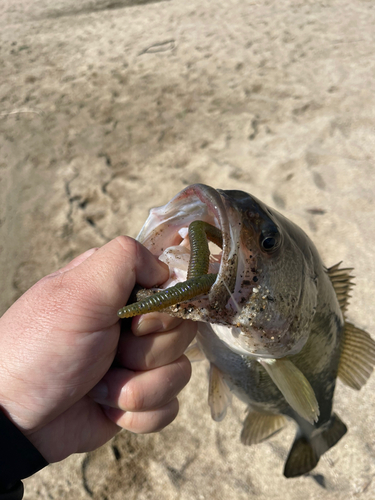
[113,236,143,277]
[157,399,179,430]
[143,348,157,371]
[122,410,138,432]
[121,380,144,412]
[114,235,139,260]
[176,356,192,387]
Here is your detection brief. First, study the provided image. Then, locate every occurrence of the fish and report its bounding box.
[118,183,375,478]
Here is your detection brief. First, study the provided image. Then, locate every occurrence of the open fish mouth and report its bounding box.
[136,183,246,313]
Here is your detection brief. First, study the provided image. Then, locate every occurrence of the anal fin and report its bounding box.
[184,342,206,362]
[241,410,286,446]
[208,364,232,422]
[338,322,375,390]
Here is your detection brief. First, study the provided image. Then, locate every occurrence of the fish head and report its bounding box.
[216,189,319,358]
[138,184,319,359]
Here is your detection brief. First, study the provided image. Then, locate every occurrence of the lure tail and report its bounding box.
[283,413,347,478]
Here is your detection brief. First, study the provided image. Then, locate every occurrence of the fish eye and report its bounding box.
[260,229,280,252]
[262,236,277,250]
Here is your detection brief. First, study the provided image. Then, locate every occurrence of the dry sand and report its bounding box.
[1,0,375,498]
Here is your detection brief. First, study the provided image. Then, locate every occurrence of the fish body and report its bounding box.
[135,184,375,477]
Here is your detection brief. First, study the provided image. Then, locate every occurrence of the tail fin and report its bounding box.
[284,413,347,478]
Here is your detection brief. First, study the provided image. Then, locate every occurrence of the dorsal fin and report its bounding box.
[338,322,375,390]
[208,364,232,422]
[241,410,286,446]
[327,262,355,314]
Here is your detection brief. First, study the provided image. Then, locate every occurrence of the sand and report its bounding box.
[1,0,375,498]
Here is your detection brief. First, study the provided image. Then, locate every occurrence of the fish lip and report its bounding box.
[187,184,240,310]
[177,184,240,309]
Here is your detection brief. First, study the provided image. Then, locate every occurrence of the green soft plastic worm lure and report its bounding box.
[117,221,222,319]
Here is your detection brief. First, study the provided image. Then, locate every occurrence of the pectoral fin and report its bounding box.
[241,410,286,446]
[327,263,375,390]
[184,342,206,362]
[258,358,319,424]
[208,364,232,422]
[338,322,375,390]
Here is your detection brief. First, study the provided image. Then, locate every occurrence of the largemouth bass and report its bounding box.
[118,184,375,478]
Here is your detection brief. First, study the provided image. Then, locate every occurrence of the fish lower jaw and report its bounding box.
[211,324,280,358]
[211,323,304,359]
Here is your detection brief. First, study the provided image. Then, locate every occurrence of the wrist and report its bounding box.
[0,409,48,486]
[0,481,24,500]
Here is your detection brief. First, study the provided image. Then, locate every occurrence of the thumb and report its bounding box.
[21,235,169,334]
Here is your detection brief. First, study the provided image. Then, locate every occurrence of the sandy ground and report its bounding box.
[1,0,375,498]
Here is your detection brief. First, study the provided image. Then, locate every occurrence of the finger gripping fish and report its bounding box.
[118,183,375,478]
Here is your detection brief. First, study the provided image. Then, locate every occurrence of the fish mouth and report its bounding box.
[137,183,244,311]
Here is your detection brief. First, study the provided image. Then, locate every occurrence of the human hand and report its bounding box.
[0,237,196,463]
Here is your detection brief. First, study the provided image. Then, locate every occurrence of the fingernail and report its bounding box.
[72,248,98,267]
[135,316,164,336]
[53,248,99,276]
[89,381,108,402]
